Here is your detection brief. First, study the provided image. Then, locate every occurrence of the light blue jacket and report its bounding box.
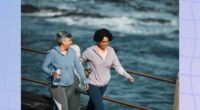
[42,46,87,86]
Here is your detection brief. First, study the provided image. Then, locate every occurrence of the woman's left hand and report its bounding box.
[128,77,135,83]
[85,84,89,91]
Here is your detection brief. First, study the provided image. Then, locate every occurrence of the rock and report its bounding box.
[22,4,40,13]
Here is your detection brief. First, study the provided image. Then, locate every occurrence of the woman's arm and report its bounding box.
[41,52,54,76]
[74,52,88,85]
[112,49,134,81]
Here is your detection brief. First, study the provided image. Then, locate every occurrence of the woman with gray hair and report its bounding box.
[42,31,89,110]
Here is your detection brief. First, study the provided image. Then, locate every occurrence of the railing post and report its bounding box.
[173,73,179,110]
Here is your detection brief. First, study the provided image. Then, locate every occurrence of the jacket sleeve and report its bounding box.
[111,49,131,79]
[74,51,88,85]
[41,51,54,76]
[80,49,89,64]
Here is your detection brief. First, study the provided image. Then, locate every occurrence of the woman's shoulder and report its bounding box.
[47,47,57,55]
[68,48,76,54]
[107,46,115,52]
[47,49,55,53]
[83,45,95,53]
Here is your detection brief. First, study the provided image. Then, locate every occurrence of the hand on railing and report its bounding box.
[128,77,135,83]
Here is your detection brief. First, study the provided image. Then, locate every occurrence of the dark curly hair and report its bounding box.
[93,28,113,42]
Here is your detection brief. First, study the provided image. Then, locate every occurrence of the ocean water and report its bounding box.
[21,0,178,110]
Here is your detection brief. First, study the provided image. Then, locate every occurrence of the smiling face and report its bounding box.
[97,36,109,50]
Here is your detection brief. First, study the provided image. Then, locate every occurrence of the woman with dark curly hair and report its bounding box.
[80,28,135,110]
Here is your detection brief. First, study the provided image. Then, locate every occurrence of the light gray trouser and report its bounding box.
[49,84,73,110]
[68,74,81,110]
[49,74,80,110]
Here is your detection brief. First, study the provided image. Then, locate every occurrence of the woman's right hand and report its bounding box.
[128,77,135,83]
[52,71,60,79]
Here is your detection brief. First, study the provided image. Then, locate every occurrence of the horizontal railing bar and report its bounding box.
[22,76,48,85]
[22,46,176,84]
[126,69,175,84]
[77,90,151,110]
[22,76,151,110]
[103,96,152,110]
[22,47,47,54]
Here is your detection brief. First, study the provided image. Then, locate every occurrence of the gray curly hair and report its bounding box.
[56,31,72,45]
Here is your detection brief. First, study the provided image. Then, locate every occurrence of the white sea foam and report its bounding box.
[22,10,63,17]
[46,16,178,36]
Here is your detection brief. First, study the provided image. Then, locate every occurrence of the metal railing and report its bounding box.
[22,76,151,110]
[22,46,176,84]
[22,46,177,110]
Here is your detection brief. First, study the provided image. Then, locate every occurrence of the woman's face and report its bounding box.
[98,36,109,50]
[61,37,73,49]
